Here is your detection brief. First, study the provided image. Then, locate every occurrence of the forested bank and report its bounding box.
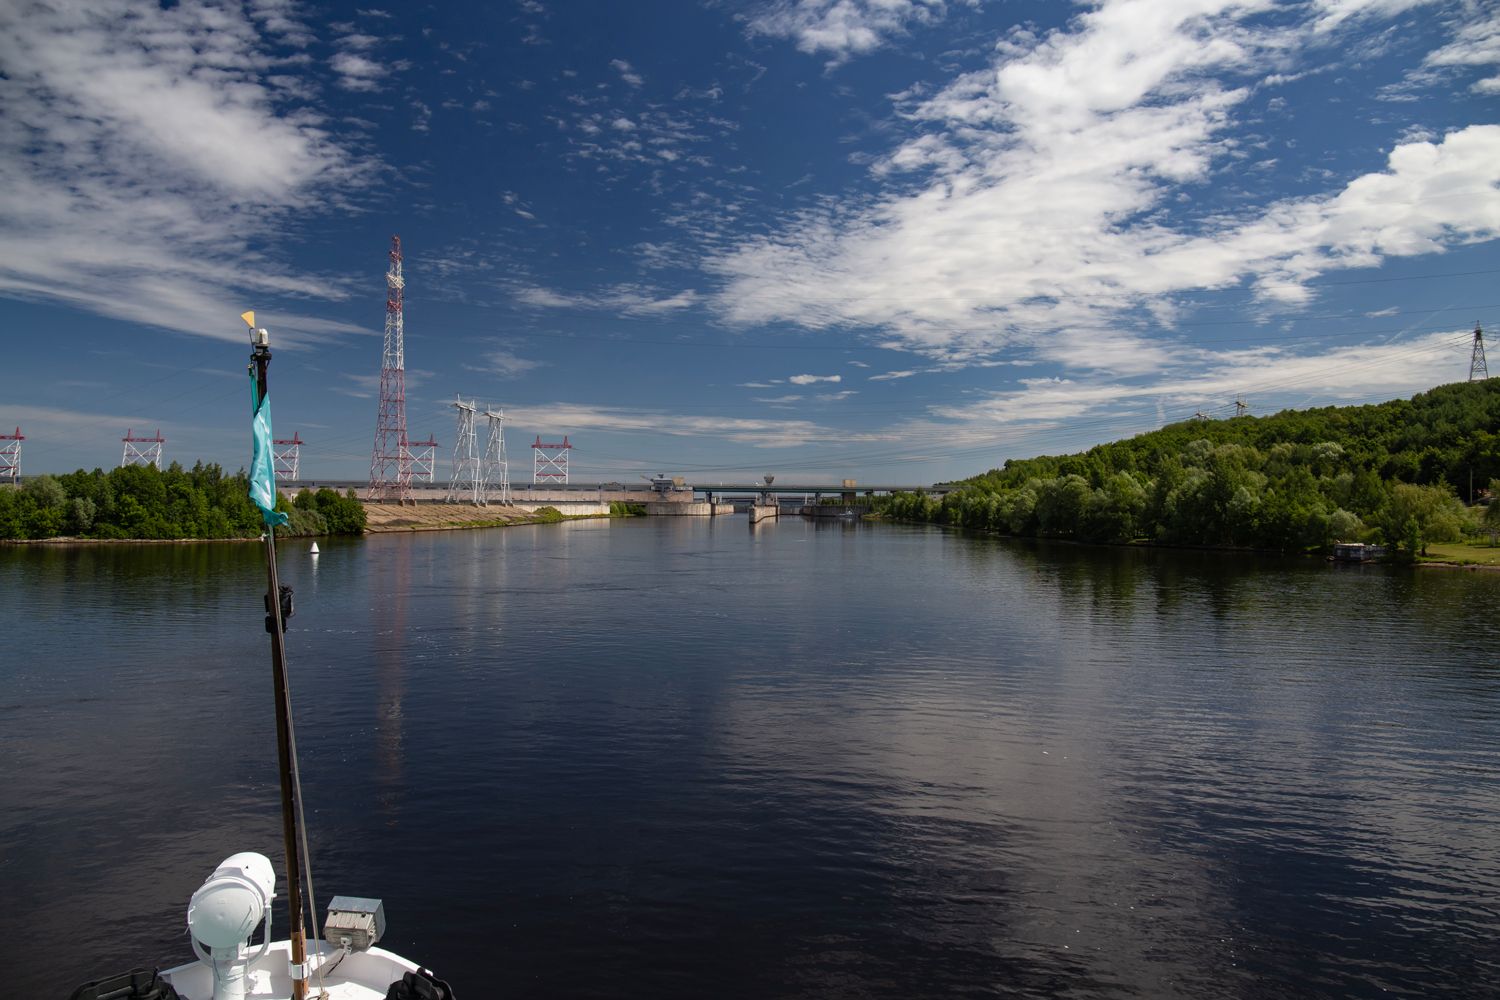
[0,462,366,540]
[874,379,1500,556]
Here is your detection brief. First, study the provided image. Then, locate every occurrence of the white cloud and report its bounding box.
[514,284,700,315]
[924,329,1474,437]
[610,58,644,86]
[465,349,547,378]
[331,51,386,90]
[707,0,1500,373]
[745,0,950,67]
[1421,5,1500,93]
[0,0,374,339]
[504,401,891,448]
[789,373,841,384]
[847,360,870,367]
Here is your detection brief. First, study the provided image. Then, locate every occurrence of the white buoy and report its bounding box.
[310,542,320,554]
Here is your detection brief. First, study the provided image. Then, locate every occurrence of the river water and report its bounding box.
[5,516,1500,998]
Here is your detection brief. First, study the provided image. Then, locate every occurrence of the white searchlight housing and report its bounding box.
[187,853,275,1000]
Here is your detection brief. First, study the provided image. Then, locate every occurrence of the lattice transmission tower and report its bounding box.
[533,435,570,484]
[406,435,441,483]
[273,432,303,481]
[122,429,164,469]
[0,427,21,485]
[447,396,484,505]
[482,406,510,505]
[1472,324,1489,381]
[369,235,413,503]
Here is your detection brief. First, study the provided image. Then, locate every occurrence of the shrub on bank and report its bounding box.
[0,463,366,541]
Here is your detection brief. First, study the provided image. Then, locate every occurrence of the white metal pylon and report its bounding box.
[0,427,21,485]
[482,406,510,505]
[121,429,164,470]
[447,396,483,505]
[1471,324,1489,381]
[273,432,302,481]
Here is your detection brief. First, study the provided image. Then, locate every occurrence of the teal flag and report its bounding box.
[249,370,289,527]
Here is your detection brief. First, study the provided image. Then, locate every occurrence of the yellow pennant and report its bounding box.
[240,310,255,327]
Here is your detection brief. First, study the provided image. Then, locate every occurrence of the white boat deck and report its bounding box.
[163,940,419,1000]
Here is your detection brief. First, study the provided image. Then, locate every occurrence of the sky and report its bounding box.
[1,0,1498,486]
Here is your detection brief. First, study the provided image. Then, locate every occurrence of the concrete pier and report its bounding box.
[748,505,778,523]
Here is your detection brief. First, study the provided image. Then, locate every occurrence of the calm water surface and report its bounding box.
[5,517,1500,998]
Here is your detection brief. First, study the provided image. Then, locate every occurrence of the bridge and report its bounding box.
[277,480,963,502]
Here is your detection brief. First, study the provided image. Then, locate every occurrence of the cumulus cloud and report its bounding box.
[789,373,841,384]
[745,0,950,66]
[0,0,375,339]
[707,0,1500,371]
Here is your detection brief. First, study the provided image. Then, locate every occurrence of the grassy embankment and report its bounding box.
[361,502,636,533]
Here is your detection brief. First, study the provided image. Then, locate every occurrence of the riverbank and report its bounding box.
[361,502,608,532]
[868,513,1500,568]
[0,503,614,543]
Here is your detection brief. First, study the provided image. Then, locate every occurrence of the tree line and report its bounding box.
[871,378,1500,555]
[0,461,366,540]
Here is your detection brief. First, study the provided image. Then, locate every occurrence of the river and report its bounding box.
[5,516,1500,998]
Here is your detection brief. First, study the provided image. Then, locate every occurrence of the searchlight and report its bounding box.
[186,853,275,1000]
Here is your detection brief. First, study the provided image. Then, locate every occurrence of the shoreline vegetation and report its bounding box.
[0,461,634,542]
[868,378,1500,564]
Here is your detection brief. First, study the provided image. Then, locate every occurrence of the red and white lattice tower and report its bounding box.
[121,428,164,470]
[273,431,303,481]
[0,427,22,485]
[533,435,570,485]
[405,435,441,483]
[369,235,412,503]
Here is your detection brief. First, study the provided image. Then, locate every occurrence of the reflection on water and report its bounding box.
[373,539,408,824]
[5,519,1500,999]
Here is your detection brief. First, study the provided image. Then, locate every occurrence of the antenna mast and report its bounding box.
[369,236,412,503]
[1472,324,1489,381]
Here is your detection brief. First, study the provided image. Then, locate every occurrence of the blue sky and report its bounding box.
[1,0,1497,485]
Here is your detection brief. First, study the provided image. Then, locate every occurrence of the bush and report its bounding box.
[0,463,365,541]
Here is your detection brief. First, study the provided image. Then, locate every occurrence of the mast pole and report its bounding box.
[253,340,309,1000]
